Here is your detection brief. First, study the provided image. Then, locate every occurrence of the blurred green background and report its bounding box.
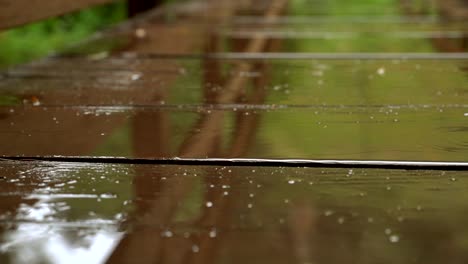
[0,0,188,68]
[0,0,448,68]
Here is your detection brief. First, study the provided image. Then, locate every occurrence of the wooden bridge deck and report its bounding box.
[0,0,467,263]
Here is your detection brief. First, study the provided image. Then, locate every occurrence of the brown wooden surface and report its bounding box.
[0,0,116,30]
[0,0,468,263]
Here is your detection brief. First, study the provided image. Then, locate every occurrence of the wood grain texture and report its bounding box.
[0,0,116,30]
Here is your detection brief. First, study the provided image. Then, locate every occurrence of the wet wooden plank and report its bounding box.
[1,105,466,161]
[0,160,467,263]
[0,0,117,30]
[224,21,468,53]
[1,58,466,105]
[1,56,466,161]
[0,0,467,263]
[45,18,468,55]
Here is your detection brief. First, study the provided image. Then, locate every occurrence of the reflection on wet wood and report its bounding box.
[437,0,468,20]
[180,0,286,158]
[0,0,467,262]
[107,1,287,263]
[1,161,468,263]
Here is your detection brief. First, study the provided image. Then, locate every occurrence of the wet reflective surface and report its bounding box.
[1,57,467,161]
[0,105,467,161]
[1,58,467,105]
[1,0,468,262]
[1,161,468,263]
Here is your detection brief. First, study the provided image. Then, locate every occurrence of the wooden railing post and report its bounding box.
[128,0,163,17]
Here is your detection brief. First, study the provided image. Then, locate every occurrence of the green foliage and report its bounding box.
[0,1,127,68]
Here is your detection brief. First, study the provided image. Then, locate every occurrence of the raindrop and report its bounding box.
[209,228,217,238]
[385,228,392,235]
[389,235,400,243]
[131,74,141,81]
[377,67,386,76]
[192,245,200,253]
[115,213,124,220]
[288,180,295,184]
[338,217,345,224]
[100,193,116,199]
[135,28,147,38]
[162,230,173,238]
[32,98,41,106]
[206,201,213,208]
[247,203,253,209]
[324,210,334,216]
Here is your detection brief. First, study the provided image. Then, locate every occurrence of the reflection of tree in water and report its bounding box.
[2,0,468,263]
[400,0,467,53]
[108,1,287,262]
[111,1,468,263]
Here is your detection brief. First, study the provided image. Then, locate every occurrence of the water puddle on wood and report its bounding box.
[1,161,468,263]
